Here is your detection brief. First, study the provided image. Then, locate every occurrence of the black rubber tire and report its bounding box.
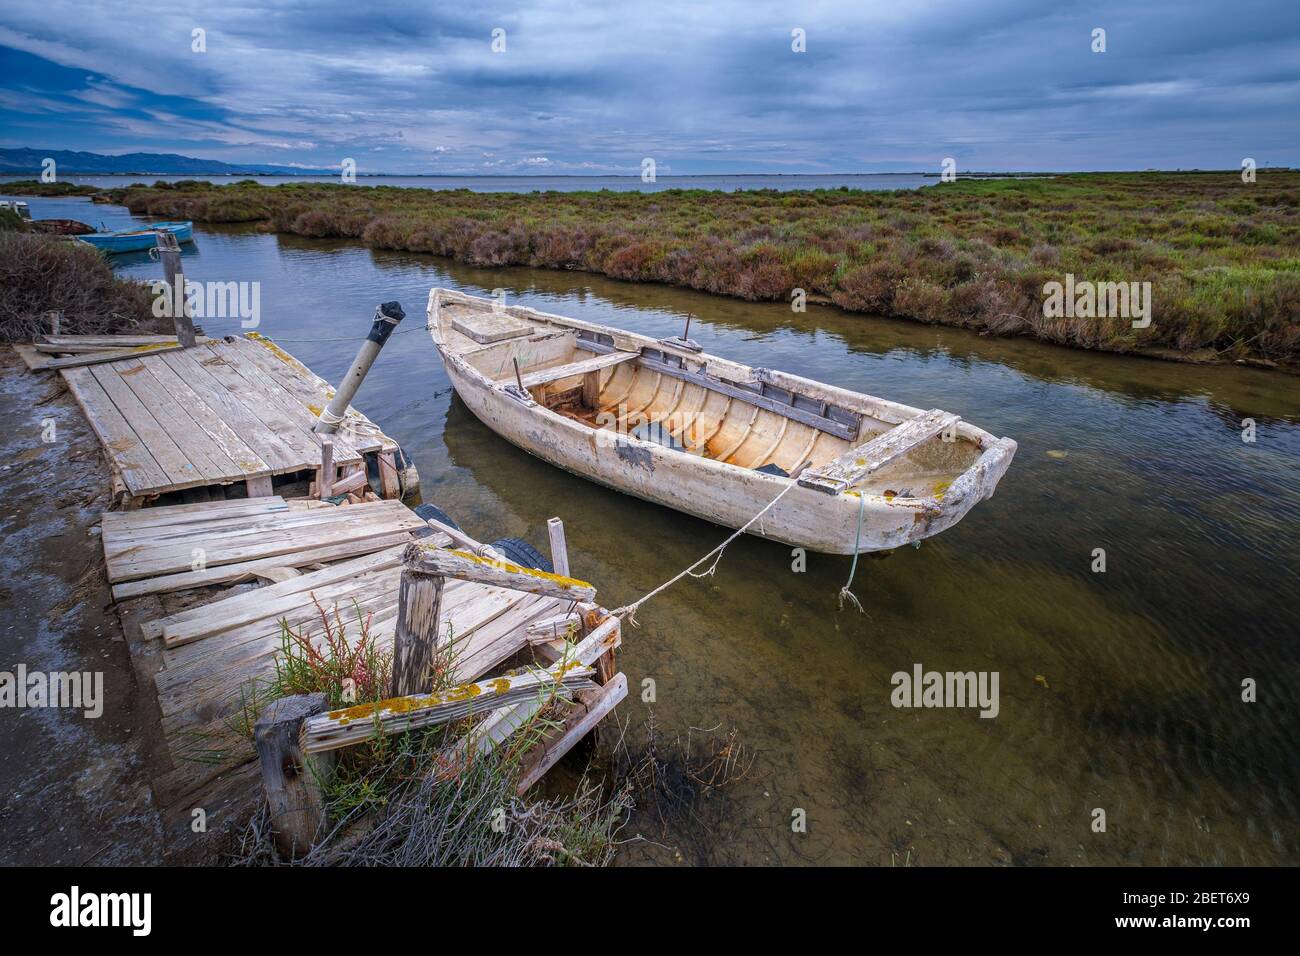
[414,502,460,532]
[489,537,554,573]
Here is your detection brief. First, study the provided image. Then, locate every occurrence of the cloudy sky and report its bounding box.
[0,0,1296,174]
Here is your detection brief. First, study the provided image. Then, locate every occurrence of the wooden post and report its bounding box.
[391,568,444,696]
[547,517,570,578]
[581,371,601,409]
[155,230,197,348]
[377,450,400,499]
[319,438,334,499]
[46,310,62,336]
[253,693,333,859]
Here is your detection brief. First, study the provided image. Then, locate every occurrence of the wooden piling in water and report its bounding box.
[155,231,197,349]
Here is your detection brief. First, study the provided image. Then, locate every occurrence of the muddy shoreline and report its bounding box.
[0,355,257,865]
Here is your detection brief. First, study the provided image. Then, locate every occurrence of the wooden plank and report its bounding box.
[206,340,366,463]
[45,334,184,346]
[547,517,570,578]
[101,499,402,553]
[518,351,638,389]
[300,666,594,754]
[451,312,533,345]
[107,503,426,582]
[135,354,270,475]
[37,343,183,370]
[60,367,171,494]
[517,673,627,792]
[798,408,959,495]
[110,358,242,481]
[101,496,286,529]
[450,594,560,681]
[158,348,306,473]
[331,468,367,496]
[403,543,597,602]
[108,507,422,579]
[13,344,53,370]
[319,439,334,498]
[187,343,354,467]
[456,614,622,758]
[110,531,412,600]
[377,451,399,499]
[161,546,409,646]
[232,336,389,454]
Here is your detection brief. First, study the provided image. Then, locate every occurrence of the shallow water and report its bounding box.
[16,194,1300,865]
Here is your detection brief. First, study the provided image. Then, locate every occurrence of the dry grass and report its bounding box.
[0,232,163,342]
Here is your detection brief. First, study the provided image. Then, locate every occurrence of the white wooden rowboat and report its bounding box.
[429,289,1017,554]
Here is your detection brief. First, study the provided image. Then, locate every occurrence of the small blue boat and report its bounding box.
[78,221,194,254]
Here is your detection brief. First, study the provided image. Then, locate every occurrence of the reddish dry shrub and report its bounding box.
[293,208,346,237]
[467,228,531,266]
[733,246,793,300]
[604,240,665,281]
[893,279,950,324]
[831,260,907,313]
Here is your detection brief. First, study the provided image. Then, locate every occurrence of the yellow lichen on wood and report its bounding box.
[438,547,596,592]
[326,681,486,724]
[246,331,302,368]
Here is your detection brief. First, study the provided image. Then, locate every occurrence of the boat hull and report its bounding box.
[79,221,193,254]
[442,357,1013,554]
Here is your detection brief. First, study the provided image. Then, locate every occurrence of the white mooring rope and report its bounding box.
[611,481,800,625]
[838,493,867,613]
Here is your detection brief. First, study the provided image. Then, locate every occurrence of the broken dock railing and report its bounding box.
[253,532,626,858]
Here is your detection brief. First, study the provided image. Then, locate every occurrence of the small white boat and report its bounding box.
[429,289,1016,554]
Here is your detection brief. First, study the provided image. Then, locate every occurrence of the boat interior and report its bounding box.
[437,301,980,499]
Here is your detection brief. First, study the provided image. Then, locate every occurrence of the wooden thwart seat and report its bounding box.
[798,408,959,495]
[517,350,639,390]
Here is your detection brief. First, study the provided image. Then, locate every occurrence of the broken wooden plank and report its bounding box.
[798,408,960,495]
[299,665,593,754]
[36,343,184,370]
[456,614,622,759]
[402,543,597,603]
[110,532,412,601]
[517,672,627,792]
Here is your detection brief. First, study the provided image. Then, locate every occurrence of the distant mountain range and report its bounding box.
[0,148,335,176]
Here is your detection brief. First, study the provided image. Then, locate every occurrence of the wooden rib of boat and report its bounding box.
[429,288,1017,554]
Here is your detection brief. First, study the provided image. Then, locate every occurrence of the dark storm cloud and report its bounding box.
[0,0,1295,172]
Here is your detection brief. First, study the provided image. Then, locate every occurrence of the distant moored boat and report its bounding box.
[77,221,193,254]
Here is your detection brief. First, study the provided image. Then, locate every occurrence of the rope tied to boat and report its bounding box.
[838,493,866,614]
[611,481,797,626]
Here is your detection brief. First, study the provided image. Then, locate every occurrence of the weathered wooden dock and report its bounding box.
[21,331,404,505]
[105,498,623,858]
[15,306,626,860]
